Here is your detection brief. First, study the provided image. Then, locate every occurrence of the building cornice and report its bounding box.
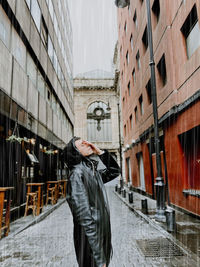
[74,86,116,91]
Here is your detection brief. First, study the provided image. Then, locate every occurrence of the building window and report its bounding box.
[12,29,27,70]
[135,106,138,122]
[128,81,131,96]
[124,22,127,33]
[133,10,138,28]
[27,53,37,87]
[121,71,123,80]
[0,6,11,49]
[53,50,58,73]
[181,5,200,59]
[48,0,54,22]
[31,0,41,32]
[132,68,136,85]
[139,95,144,115]
[48,35,54,63]
[37,72,45,98]
[130,114,133,129]
[128,5,131,16]
[124,124,126,136]
[41,16,48,49]
[126,51,129,65]
[142,26,148,51]
[57,27,61,48]
[146,79,152,104]
[25,0,31,9]
[123,97,125,106]
[47,89,51,102]
[87,102,112,142]
[157,54,167,86]
[120,45,122,55]
[136,51,141,70]
[152,0,160,23]
[130,34,133,50]
[54,15,58,36]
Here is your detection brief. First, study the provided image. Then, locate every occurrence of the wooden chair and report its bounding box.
[0,199,12,238]
[46,186,56,205]
[24,192,37,217]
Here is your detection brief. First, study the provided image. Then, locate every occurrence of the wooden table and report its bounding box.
[26,183,44,216]
[0,187,14,238]
[58,180,67,198]
[46,181,59,203]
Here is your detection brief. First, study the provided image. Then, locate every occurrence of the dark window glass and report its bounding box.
[133,11,138,28]
[136,51,141,69]
[157,54,167,86]
[132,68,136,85]
[139,95,144,115]
[142,26,148,51]
[128,82,131,96]
[126,51,129,65]
[152,0,160,22]
[124,124,126,136]
[146,79,152,104]
[135,106,138,122]
[130,34,133,50]
[41,16,48,49]
[130,114,133,129]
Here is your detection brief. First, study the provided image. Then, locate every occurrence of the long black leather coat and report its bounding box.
[63,138,120,267]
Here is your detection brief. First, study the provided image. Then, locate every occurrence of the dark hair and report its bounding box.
[62,137,82,169]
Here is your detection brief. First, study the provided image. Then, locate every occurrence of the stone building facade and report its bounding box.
[0,0,73,219]
[117,0,200,216]
[74,69,121,163]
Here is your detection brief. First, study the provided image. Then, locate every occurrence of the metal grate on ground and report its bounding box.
[136,238,185,258]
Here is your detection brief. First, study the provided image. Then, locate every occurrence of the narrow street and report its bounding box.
[0,186,197,267]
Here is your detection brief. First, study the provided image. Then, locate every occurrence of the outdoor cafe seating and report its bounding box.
[0,187,14,239]
[24,183,44,217]
[46,181,59,205]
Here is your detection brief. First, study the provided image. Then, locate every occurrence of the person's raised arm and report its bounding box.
[83,141,121,183]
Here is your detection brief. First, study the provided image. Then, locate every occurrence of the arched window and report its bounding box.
[87,101,112,142]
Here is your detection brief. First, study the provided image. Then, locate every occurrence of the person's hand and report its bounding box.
[83,141,104,155]
[102,264,106,267]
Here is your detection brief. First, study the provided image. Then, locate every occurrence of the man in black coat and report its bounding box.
[63,137,120,267]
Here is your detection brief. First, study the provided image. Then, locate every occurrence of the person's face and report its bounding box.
[75,139,93,157]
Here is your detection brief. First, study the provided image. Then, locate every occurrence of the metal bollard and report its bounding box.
[165,207,176,232]
[122,189,126,198]
[118,186,121,195]
[141,199,148,214]
[115,184,118,192]
[128,191,133,203]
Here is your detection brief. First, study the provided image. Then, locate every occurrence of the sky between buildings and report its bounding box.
[68,0,118,78]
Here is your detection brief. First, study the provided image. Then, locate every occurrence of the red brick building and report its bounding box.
[117,0,200,216]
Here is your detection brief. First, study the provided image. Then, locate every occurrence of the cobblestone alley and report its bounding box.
[0,186,197,267]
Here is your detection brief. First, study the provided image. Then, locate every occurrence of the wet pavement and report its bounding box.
[0,186,199,266]
[114,183,200,263]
